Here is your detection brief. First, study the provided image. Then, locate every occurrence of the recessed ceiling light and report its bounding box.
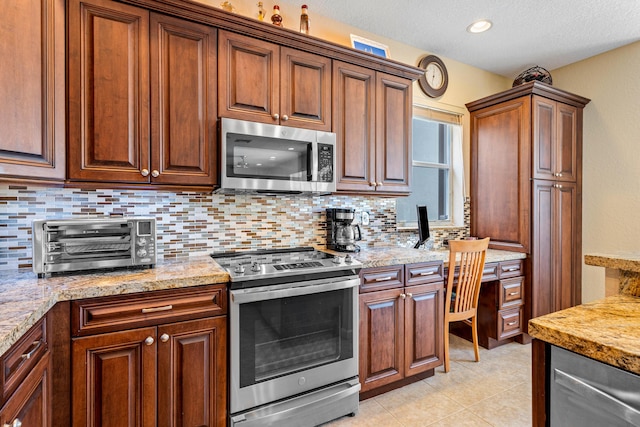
[467,19,492,33]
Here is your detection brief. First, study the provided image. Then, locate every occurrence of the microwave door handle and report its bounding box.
[311,140,318,183]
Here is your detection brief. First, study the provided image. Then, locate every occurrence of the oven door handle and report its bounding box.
[231,277,360,304]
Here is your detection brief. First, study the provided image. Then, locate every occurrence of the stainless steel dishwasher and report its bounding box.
[550,345,640,426]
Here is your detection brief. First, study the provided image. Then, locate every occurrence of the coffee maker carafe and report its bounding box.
[326,208,362,252]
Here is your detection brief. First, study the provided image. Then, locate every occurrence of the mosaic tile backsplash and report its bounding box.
[0,184,469,271]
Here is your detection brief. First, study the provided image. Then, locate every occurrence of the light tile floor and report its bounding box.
[324,334,532,427]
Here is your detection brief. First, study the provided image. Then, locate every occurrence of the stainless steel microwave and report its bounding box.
[219,118,336,194]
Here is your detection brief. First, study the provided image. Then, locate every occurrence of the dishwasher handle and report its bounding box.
[554,368,640,425]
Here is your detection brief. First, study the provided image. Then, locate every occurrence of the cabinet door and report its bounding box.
[359,288,404,392]
[157,317,227,427]
[218,30,279,124]
[332,61,376,192]
[68,0,150,183]
[0,354,51,427]
[280,47,331,131]
[0,0,65,181]
[375,73,412,193]
[150,13,217,186]
[72,327,157,427]
[532,96,578,182]
[404,283,444,376]
[532,180,578,318]
[470,96,531,252]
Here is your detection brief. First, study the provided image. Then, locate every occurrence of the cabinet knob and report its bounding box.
[400,293,406,299]
[369,182,376,187]
[160,333,170,343]
[377,182,383,186]
[272,113,279,120]
[144,336,154,346]
[281,114,289,121]
[555,184,563,189]
[555,172,563,177]
[141,168,150,177]
[406,293,413,298]
[151,170,160,178]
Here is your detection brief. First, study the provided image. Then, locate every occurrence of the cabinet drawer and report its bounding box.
[405,262,444,286]
[72,284,227,336]
[499,277,524,309]
[481,262,499,282]
[498,307,523,340]
[499,259,523,279]
[1,318,48,404]
[360,265,404,293]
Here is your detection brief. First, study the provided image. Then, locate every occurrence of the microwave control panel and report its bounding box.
[318,143,334,182]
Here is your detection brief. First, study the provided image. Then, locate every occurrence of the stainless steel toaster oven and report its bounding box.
[32,217,156,277]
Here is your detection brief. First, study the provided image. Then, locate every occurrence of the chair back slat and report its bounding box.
[445,238,490,317]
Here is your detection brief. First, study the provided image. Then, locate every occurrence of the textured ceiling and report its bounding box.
[278,0,640,78]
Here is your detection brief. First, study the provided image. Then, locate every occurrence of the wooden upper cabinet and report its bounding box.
[150,13,217,186]
[470,96,532,253]
[375,73,412,193]
[332,61,376,192]
[68,0,150,183]
[333,61,412,194]
[218,30,331,131]
[0,0,65,182]
[68,0,218,187]
[532,95,579,182]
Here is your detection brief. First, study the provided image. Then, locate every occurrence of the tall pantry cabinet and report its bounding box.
[466,82,590,324]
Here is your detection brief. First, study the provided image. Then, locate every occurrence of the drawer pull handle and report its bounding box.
[21,340,42,360]
[508,291,519,296]
[507,321,518,326]
[419,271,435,276]
[504,267,519,272]
[374,276,393,282]
[141,304,173,314]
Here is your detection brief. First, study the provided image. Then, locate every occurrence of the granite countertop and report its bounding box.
[0,256,228,356]
[353,246,525,268]
[0,246,526,356]
[584,252,640,272]
[529,294,640,375]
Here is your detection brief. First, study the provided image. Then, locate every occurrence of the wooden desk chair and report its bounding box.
[443,237,490,373]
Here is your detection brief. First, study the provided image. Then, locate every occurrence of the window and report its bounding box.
[397,105,464,228]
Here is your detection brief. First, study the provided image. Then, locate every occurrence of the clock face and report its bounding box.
[425,62,444,90]
[417,55,448,98]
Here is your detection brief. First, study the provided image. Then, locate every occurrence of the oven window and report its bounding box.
[239,288,353,387]
[226,132,312,181]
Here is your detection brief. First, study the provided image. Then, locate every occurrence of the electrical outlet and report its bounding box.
[361,211,370,225]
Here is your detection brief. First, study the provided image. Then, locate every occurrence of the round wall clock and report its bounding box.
[417,55,449,98]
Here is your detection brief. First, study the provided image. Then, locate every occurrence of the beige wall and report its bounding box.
[199,0,512,192]
[551,41,640,302]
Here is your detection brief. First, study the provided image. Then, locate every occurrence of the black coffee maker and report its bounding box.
[326,208,362,252]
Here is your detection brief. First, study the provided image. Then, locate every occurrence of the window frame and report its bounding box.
[396,105,464,230]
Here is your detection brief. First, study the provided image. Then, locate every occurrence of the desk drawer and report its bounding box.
[498,307,523,340]
[405,262,443,286]
[499,277,524,309]
[72,284,227,336]
[1,318,48,404]
[499,259,523,279]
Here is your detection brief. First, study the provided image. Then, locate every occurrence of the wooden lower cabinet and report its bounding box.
[0,350,51,427]
[359,263,444,395]
[71,285,228,427]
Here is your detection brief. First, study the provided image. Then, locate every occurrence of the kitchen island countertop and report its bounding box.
[0,246,525,357]
[529,294,640,375]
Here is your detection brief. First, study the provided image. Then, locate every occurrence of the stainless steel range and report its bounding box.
[211,247,361,427]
